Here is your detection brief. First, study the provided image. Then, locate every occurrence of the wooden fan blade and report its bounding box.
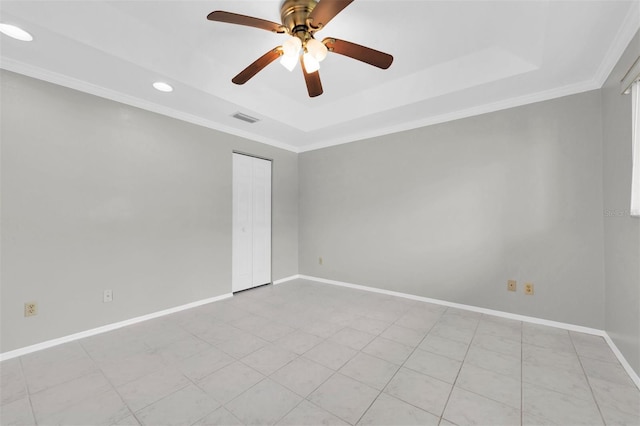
[307,0,354,30]
[232,48,282,85]
[207,11,285,33]
[301,56,323,97]
[323,38,393,69]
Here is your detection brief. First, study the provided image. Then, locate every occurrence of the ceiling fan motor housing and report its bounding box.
[280,0,318,41]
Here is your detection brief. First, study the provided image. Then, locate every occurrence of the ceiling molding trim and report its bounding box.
[299,79,599,153]
[593,1,640,88]
[0,58,300,154]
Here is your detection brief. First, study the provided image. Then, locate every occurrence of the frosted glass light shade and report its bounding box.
[303,52,320,73]
[280,54,298,72]
[306,38,328,62]
[282,36,302,57]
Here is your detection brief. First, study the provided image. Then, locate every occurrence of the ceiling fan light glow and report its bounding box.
[0,23,33,41]
[303,52,320,73]
[153,82,173,92]
[280,54,298,72]
[282,36,302,57]
[306,38,328,62]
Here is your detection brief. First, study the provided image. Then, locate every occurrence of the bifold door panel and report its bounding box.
[232,153,272,292]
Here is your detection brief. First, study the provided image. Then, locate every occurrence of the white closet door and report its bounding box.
[232,153,271,292]
[251,158,271,286]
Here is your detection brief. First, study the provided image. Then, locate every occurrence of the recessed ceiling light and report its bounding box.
[153,82,173,92]
[0,23,33,41]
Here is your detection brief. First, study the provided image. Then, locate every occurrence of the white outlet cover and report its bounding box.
[103,290,113,303]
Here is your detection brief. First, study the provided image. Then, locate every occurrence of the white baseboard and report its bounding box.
[297,274,640,388]
[603,333,640,389]
[298,275,604,335]
[273,274,301,285]
[0,293,232,362]
[3,274,638,390]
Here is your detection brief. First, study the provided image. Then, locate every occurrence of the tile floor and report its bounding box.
[1,279,639,426]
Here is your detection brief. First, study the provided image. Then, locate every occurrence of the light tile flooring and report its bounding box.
[1,279,639,426]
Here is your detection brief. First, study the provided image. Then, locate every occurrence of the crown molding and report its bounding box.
[0,58,300,154]
[4,3,637,158]
[593,1,640,88]
[298,79,599,153]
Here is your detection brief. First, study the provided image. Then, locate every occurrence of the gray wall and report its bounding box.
[602,30,640,374]
[299,90,606,328]
[0,70,298,353]
[4,35,639,377]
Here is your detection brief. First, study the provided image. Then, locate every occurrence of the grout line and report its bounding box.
[297,275,640,387]
[299,311,411,424]
[204,375,270,423]
[568,333,608,425]
[272,368,340,425]
[78,330,201,423]
[78,338,140,420]
[7,280,636,426]
[22,347,104,397]
[292,328,360,424]
[196,297,345,424]
[302,394,351,424]
[217,406,244,426]
[17,357,38,426]
[324,298,503,422]
[187,369,236,426]
[435,321,523,412]
[352,307,444,425]
[33,341,134,425]
[193,404,243,426]
[437,311,482,425]
[131,410,144,426]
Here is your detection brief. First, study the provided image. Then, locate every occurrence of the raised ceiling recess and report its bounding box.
[0,1,637,151]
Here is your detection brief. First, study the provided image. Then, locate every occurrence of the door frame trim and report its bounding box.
[232,150,273,163]
[231,151,274,291]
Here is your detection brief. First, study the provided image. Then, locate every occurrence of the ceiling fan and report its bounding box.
[207,0,393,97]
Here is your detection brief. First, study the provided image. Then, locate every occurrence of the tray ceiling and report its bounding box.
[1,1,638,152]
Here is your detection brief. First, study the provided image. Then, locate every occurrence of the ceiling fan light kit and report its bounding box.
[282,36,302,57]
[302,52,321,73]
[280,52,299,72]
[207,0,393,98]
[306,38,328,62]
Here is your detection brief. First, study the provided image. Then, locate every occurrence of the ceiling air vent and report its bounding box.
[232,112,260,124]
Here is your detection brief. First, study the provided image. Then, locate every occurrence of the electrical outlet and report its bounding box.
[507,280,517,292]
[319,256,323,265]
[24,302,37,317]
[524,283,534,295]
[103,289,113,303]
